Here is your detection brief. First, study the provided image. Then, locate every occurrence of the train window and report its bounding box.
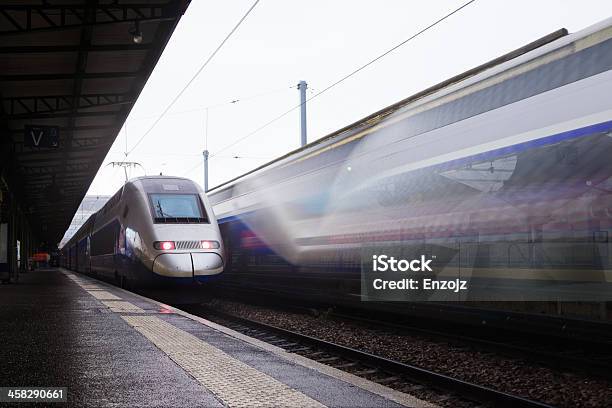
[91,221,120,256]
[148,194,209,223]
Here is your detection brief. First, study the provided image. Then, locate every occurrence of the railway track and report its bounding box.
[207,285,612,379]
[210,283,612,342]
[326,309,612,379]
[189,306,554,408]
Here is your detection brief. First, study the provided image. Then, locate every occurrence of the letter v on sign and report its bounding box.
[24,125,60,148]
[31,130,44,147]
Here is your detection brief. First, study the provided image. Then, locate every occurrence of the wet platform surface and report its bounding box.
[0,269,431,407]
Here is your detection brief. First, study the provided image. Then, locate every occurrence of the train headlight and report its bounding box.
[200,240,220,249]
[154,241,175,250]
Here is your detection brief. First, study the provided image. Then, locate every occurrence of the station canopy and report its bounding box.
[0,1,189,246]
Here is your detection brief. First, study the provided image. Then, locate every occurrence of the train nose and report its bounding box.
[192,253,223,276]
[152,253,193,278]
[152,253,224,278]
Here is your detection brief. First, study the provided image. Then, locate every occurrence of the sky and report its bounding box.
[86,0,612,196]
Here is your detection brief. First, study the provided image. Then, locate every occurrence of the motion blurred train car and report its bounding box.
[61,176,224,288]
[209,18,612,320]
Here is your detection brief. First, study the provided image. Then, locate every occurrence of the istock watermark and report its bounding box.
[372,255,433,272]
[361,248,469,301]
[371,254,468,294]
[360,244,612,302]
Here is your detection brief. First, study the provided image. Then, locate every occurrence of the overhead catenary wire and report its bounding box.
[125,0,261,156]
[113,85,291,177]
[112,86,294,174]
[126,85,296,122]
[109,85,293,170]
[210,0,478,158]
[202,86,296,150]
[179,152,276,178]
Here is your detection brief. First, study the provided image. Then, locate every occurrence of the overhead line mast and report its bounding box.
[298,80,308,147]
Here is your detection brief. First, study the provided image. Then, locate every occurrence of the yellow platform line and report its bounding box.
[123,315,325,408]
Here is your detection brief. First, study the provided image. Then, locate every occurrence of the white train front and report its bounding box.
[61,176,224,288]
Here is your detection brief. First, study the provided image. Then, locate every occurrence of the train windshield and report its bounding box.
[149,194,208,223]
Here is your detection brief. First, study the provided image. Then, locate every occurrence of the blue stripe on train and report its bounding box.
[435,120,612,172]
[216,119,612,224]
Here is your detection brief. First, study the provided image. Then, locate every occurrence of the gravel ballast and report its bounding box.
[206,299,612,408]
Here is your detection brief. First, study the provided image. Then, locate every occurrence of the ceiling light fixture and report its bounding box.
[130,21,143,44]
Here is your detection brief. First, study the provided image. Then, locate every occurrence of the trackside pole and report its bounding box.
[203,149,209,192]
[298,80,307,147]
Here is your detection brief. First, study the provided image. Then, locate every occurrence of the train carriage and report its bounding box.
[61,176,224,288]
[209,18,612,319]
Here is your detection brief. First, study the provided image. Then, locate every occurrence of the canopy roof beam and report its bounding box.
[0,3,185,35]
[5,93,132,115]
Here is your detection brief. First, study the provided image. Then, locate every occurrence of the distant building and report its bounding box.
[59,195,110,248]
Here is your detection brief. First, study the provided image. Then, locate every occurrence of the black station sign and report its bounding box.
[24,125,60,148]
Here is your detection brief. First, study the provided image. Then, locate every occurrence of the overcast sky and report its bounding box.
[86,0,612,196]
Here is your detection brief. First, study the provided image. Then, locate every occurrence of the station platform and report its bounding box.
[0,268,432,407]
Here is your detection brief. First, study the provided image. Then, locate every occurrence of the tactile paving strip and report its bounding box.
[100,300,145,313]
[123,315,325,408]
[81,285,103,290]
[87,290,122,300]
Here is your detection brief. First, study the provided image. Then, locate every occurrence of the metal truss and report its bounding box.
[5,93,131,116]
[0,71,139,81]
[0,2,184,35]
[11,110,122,120]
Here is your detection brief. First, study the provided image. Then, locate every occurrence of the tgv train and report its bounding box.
[209,18,612,316]
[61,176,224,288]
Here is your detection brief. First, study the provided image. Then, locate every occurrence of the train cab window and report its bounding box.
[149,194,209,223]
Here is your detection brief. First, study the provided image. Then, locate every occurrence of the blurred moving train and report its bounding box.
[209,18,612,319]
[61,176,224,288]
